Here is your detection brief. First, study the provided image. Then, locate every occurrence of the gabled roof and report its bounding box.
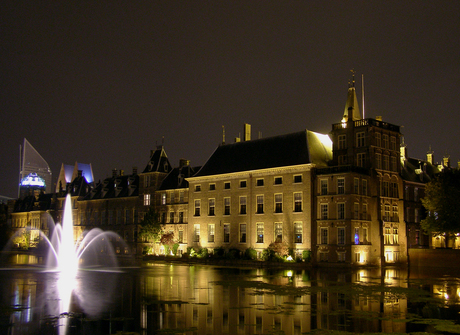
[193,130,332,177]
[159,165,201,190]
[142,146,171,174]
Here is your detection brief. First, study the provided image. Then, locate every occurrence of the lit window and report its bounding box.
[209,198,215,216]
[275,222,282,242]
[294,222,302,243]
[240,196,247,214]
[143,194,150,206]
[321,204,328,220]
[224,197,231,215]
[294,192,302,212]
[194,224,200,242]
[338,203,345,220]
[223,224,230,243]
[321,228,328,244]
[256,195,264,214]
[274,194,283,213]
[338,227,345,245]
[208,224,215,243]
[337,178,345,194]
[257,223,264,243]
[194,200,201,216]
[320,179,328,195]
[240,224,246,243]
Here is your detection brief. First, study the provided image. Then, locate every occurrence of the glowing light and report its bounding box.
[286,270,293,277]
[286,255,293,261]
[20,173,45,187]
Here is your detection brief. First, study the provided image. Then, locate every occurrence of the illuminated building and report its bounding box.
[18,138,52,197]
[186,125,332,259]
[55,162,94,193]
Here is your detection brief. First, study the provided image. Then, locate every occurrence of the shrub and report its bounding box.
[172,243,179,256]
[214,247,225,258]
[198,248,208,258]
[244,248,257,260]
[227,248,241,259]
[302,250,311,262]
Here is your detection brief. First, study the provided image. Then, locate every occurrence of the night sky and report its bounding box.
[2,1,459,198]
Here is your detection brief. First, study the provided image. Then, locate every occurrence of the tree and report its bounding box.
[421,169,460,247]
[138,206,162,254]
[160,232,175,255]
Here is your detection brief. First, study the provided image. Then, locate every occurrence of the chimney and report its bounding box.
[443,155,450,168]
[119,169,124,176]
[133,167,138,175]
[235,137,241,143]
[78,170,82,177]
[179,159,190,168]
[244,123,251,141]
[112,169,117,178]
[376,116,382,121]
[427,147,434,165]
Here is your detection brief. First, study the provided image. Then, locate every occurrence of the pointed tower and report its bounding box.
[342,73,362,123]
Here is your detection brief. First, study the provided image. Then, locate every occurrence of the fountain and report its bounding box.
[3,194,130,334]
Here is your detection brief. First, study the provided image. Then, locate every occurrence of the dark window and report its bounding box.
[240,180,247,188]
[256,179,264,186]
[224,182,230,189]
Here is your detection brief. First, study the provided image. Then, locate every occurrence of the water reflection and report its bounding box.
[2,262,460,334]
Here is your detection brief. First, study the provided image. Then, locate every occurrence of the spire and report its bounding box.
[342,70,362,122]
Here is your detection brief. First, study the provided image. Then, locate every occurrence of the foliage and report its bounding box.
[244,248,257,260]
[160,232,175,255]
[13,227,31,250]
[172,243,179,256]
[421,169,460,246]
[227,248,241,259]
[138,207,162,253]
[197,248,208,258]
[302,250,311,262]
[214,247,225,258]
[268,241,289,257]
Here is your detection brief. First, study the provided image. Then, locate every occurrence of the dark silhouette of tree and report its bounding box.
[160,232,174,255]
[421,169,460,247]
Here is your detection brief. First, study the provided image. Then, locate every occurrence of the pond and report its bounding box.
[1,255,460,334]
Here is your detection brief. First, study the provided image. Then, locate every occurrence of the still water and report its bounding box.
[1,255,460,334]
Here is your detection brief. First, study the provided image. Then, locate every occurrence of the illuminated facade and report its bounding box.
[186,128,332,258]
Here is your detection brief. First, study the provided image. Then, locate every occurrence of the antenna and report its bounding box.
[362,74,365,119]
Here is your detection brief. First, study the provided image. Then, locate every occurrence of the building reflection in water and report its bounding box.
[3,262,460,334]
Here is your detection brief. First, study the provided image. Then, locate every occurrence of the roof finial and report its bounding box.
[350,69,355,87]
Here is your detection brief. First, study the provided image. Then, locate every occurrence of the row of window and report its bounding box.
[193,222,304,244]
[320,226,369,245]
[194,175,303,192]
[80,209,139,226]
[337,152,367,167]
[160,211,186,224]
[319,202,368,220]
[320,177,368,196]
[375,153,398,171]
[194,193,303,216]
[337,133,397,150]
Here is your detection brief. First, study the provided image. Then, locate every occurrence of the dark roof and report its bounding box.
[159,165,201,190]
[193,130,332,177]
[84,174,139,200]
[12,192,53,212]
[401,156,440,183]
[142,146,171,173]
